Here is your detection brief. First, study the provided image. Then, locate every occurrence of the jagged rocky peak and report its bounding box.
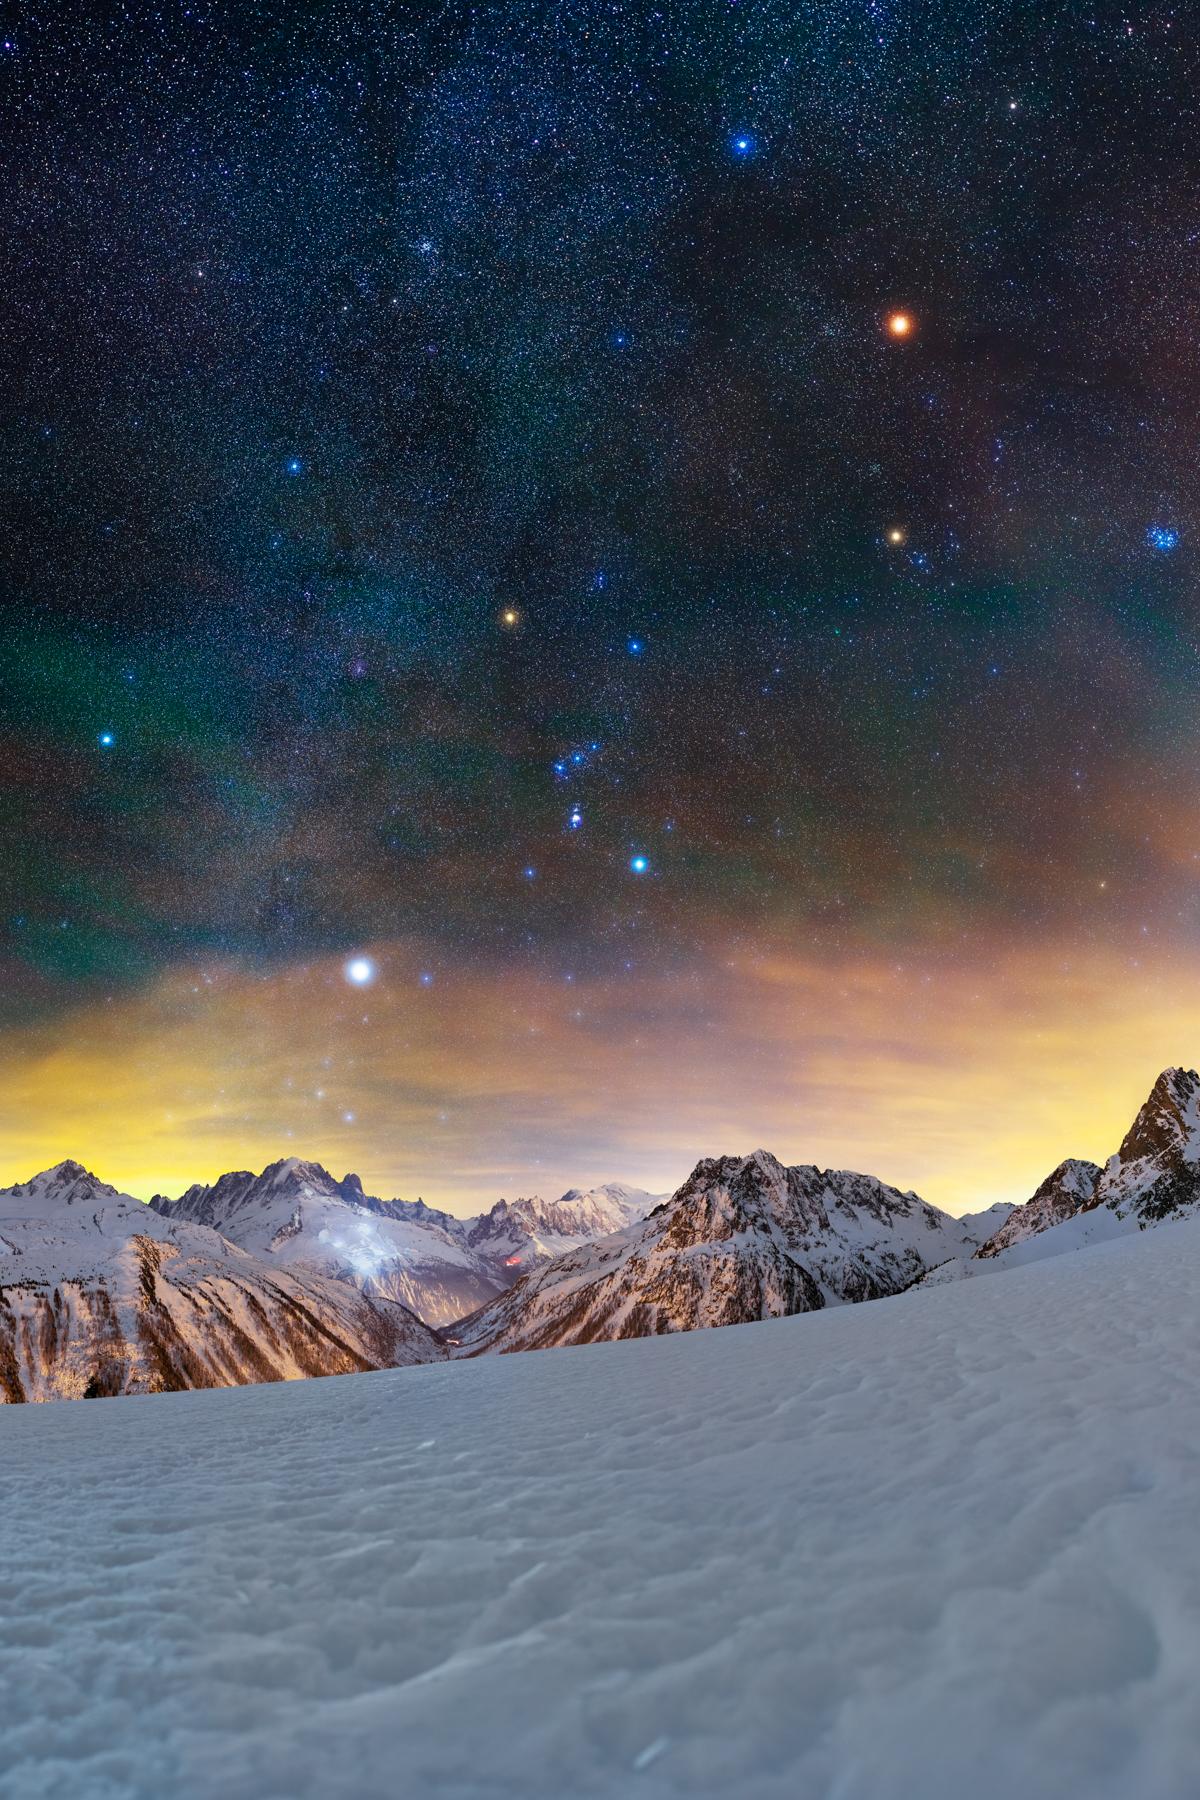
[154,1156,372,1224]
[974,1158,1100,1259]
[1112,1067,1200,1168]
[1092,1066,1200,1225]
[0,1161,126,1213]
[452,1148,977,1355]
[257,1157,353,1196]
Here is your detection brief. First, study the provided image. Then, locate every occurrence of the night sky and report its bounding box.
[4,2,1200,1210]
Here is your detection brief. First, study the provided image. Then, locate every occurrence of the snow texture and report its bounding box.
[6,1211,1199,1799]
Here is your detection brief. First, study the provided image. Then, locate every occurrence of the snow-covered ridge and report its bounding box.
[453,1151,984,1354]
[0,1162,442,1401]
[928,1067,1200,1285]
[149,1161,664,1327]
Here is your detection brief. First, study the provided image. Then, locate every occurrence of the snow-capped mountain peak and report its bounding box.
[0,1160,125,1217]
[1111,1066,1200,1170]
[464,1182,664,1275]
[150,1160,502,1327]
[0,1163,443,1400]
[452,1150,981,1354]
[974,1158,1100,1260]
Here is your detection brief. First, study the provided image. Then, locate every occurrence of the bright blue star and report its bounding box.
[1147,524,1179,553]
[730,131,757,159]
[97,731,115,749]
[627,638,644,655]
[285,456,303,477]
[630,854,649,874]
[345,956,375,986]
[523,866,537,880]
[569,807,583,830]
[419,971,435,987]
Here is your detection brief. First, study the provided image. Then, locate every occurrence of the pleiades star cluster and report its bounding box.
[2,3,1199,1209]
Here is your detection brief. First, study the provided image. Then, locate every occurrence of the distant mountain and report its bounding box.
[151,1158,503,1327]
[451,1152,981,1354]
[149,1162,662,1326]
[465,1183,662,1280]
[956,1201,1017,1244]
[0,1162,443,1402]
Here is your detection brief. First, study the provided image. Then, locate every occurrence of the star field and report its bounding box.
[3,3,1200,1208]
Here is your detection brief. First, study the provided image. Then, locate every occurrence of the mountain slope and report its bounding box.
[927,1068,1200,1286]
[151,1158,503,1327]
[0,1163,443,1402]
[974,1159,1100,1259]
[956,1200,1017,1243]
[453,1151,979,1354]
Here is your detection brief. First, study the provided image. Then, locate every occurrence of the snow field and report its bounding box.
[3,1213,1200,1798]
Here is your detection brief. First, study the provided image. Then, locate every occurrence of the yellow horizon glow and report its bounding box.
[0,937,1194,1216]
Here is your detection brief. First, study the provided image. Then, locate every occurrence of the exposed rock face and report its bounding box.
[954,1068,1200,1278]
[0,1164,443,1402]
[1096,1067,1200,1223]
[975,1159,1100,1258]
[452,1151,981,1355]
[151,1158,503,1326]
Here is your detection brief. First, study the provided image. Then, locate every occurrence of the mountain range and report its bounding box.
[149,1163,661,1325]
[0,1162,441,1402]
[5,1066,1200,1399]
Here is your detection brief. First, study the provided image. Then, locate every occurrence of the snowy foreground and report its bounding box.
[4,1221,1200,1799]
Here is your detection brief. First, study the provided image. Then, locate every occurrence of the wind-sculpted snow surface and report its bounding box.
[453,1149,979,1352]
[3,1216,1199,1798]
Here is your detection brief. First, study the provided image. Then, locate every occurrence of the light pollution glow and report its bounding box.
[1,937,1195,1214]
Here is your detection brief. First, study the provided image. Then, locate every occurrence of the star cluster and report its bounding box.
[3,4,1200,1206]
